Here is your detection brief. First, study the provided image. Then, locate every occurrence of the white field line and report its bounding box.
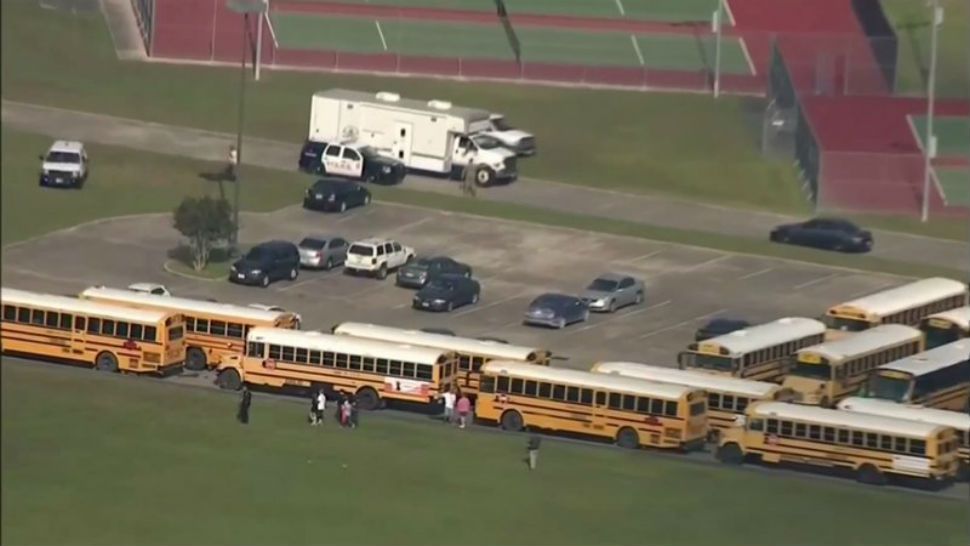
[737,267,774,280]
[265,11,279,49]
[739,37,756,75]
[793,272,840,290]
[723,0,737,26]
[630,35,645,66]
[614,0,626,16]
[905,114,948,204]
[375,21,388,51]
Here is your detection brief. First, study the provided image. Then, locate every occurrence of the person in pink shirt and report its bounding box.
[455,393,472,429]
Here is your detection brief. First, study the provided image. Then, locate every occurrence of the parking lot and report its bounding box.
[1,203,908,368]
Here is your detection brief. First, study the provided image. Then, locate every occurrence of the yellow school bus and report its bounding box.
[826,277,968,333]
[865,341,970,411]
[717,401,960,485]
[782,324,924,407]
[920,306,970,349]
[331,321,551,396]
[215,327,458,410]
[838,397,970,479]
[476,360,708,451]
[678,317,826,382]
[1,287,185,374]
[590,361,793,440]
[80,286,301,371]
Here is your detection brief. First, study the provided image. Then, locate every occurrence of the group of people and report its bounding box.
[438,388,472,428]
[309,388,359,428]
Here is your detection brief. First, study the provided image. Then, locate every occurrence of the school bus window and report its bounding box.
[308,350,321,365]
[780,420,793,435]
[114,321,127,337]
[206,320,223,336]
[185,317,196,331]
[511,378,524,393]
[664,401,678,416]
[496,376,509,393]
[29,309,44,325]
[195,318,209,333]
[736,397,750,411]
[144,326,157,341]
[864,433,878,448]
[480,376,495,393]
[226,323,244,339]
[750,418,764,431]
[279,346,293,362]
[472,356,486,372]
[458,355,471,371]
[581,388,593,405]
[86,317,100,333]
[880,436,892,450]
[43,311,57,328]
[548,384,561,400]
[525,380,538,396]
[766,419,778,434]
[837,429,849,443]
[794,422,806,437]
[417,365,433,380]
[604,392,618,409]
[59,313,72,330]
[2,305,14,321]
[566,387,580,403]
[374,357,386,373]
[101,319,115,336]
[15,307,29,323]
[649,398,662,414]
[721,394,735,410]
[347,355,360,370]
[911,439,926,455]
[361,356,374,372]
[292,347,305,363]
[635,397,649,413]
[267,344,280,359]
[708,392,721,408]
[821,427,834,442]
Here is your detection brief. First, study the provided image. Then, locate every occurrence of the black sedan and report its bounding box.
[396,256,473,288]
[770,218,873,253]
[694,318,750,342]
[523,293,589,329]
[412,275,481,312]
[303,178,371,213]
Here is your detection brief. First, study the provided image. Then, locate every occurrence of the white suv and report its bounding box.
[344,238,415,279]
[39,140,88,188]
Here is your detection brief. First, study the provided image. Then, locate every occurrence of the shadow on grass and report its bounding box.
[167,244,233,280]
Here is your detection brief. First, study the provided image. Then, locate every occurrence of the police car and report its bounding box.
[298,141,406,185]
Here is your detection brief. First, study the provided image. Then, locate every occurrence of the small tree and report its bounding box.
[173,196,234,271]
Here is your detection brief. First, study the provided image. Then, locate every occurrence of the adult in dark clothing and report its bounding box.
[237,386,252,424]
[527,435,541,470]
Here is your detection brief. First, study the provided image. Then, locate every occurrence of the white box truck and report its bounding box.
[306,89,519,186]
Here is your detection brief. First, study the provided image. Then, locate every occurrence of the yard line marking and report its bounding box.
[637,308,727,339]
[614,0,626,16]
[738,267,774,280]
[722,0,737,26]
[793,273,841,290]
[375,20,388,51]
[630,35,645,66]
[739,37,757,75]
[452,291,532,317]
[571,299,672,333]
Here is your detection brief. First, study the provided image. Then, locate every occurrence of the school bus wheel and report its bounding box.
[216,368,242,391]
[95,352,119,373]
[185,347,208,371]
[355,387,380,411]
[500,409,523,431]
[616,427,639,449]
[716,443,744,465]
[856,464,887,486]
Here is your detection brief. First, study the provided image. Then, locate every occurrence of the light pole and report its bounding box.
[712,0,723,98]
[921,0,942,223]
[226,0,267,252]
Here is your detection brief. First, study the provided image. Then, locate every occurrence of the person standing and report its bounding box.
[226,145,238,181]
[315,389,327,426]
[349,397,359,430]
[527,435,541,470]
[440,389,457,424]
[340,396,352,428]
[308,391,319,425]
[455,393,472,429]
[237,386,252,425]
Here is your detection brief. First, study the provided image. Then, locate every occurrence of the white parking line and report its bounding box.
[571,299,672,333]
[622,249,663,265]
[738,267,774,280]
[680,254,731,273]
[386,216,432,234]
[793,273,840,290]
[452,291,532,317]
[636,308,727,340]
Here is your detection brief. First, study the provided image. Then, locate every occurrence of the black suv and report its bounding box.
[229,241,301,287]
[303,178,371,213]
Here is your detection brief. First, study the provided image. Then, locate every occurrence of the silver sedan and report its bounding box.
[298,236,349,270]
[579,273,644,313]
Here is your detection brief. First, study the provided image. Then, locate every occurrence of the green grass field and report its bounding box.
[291,0,725,22]
[3,360,966,546]
[270,14,753,73]
[882,0,969,98]
[935,167,970,206]
[0,0,800,214]
[909,115,970,159]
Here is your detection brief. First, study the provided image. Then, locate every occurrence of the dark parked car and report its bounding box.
[298,141,406,185]
[229,241,301,287]
[694,318,751,342]
[303,178,371,213]
[396,256,473,288]
[524,293,589,329]
[770,218,873,253]
[412,275,481,312]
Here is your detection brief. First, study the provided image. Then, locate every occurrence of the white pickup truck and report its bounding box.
[481,114,536,156]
